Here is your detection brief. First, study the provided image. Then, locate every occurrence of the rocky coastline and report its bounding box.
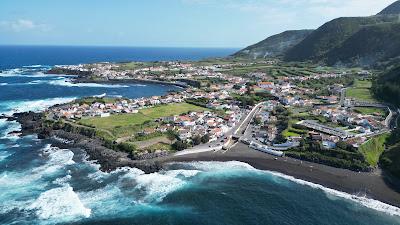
[46,67,189,88]
[5,112,163,173]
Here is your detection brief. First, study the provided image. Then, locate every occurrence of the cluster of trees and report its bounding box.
[176,79,201,88]
[272,106,290,144]
[185,98,209,108]
[372,65,400,106]
[380,128,400,178]
[373,66,400,178]
[172,134,210,151]
[287,139,370,172]
[297,76,354,91]
[234,93,276,108]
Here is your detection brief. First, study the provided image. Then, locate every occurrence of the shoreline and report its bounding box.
[7,112,163,173]
[5,71,400,211]
[159,142,400,209]
[73,77,189,88]
[8,111,400,210]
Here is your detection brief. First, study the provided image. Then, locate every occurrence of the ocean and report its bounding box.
[0,46,238,70]
[0,46,400,225]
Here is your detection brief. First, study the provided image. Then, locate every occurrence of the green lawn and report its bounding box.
[346,79,377,102]
[354,79,372,88]
[354,107,387,117]
[282,119,303,138]
[140,103,205,118]
[347,88,376,102]
[81,113,150,130]
[359,133,389,167]
[79,103,205,139]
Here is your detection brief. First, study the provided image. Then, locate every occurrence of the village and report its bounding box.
[47,60,396,169]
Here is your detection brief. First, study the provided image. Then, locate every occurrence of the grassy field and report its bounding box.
[354,107,387,117]
[346,79,377,102]
[140,103,205,118]
[282,119,304,138]
[359,133,389,167]
[75,97,121,105]
[115,62,154,71]
[80,103,205,138]
[81,113,150,131]
[354,79,372,88]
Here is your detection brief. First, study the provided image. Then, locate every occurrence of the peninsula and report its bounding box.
[6,57,400,208]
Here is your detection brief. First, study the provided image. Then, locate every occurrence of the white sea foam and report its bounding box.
[40,144,75,166]
[0,82,8,86]
[22,65,45,68]
[0,145,11,161]
[28,185,91,220]
[0,144,78,220]
[93,93,107,98]
[0,97,76,116]
[183,161,256,172]
[185,160,400,217]
[48,78,129,88]
[0,119,22,140]
[164,169,201,178]
[26,80,48,85]
[265,170,400,217]
[83,163,192,204]
[0,145,75,187]
[133,171,187,203]
[53,174,72,186]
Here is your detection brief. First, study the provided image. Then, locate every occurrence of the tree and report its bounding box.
[173,140,188,151]
[201,134,210,143]
[253,117,262,125]
[233,84,242,90]
[166,130,177,144]
[192,135,202,145]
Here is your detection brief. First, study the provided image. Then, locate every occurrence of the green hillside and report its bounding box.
[233,30,313,59]
[325,22,400,67]
[234,1,400,67]
[378,0,400,15]
[372,64,400,106]
[284,16,399,64]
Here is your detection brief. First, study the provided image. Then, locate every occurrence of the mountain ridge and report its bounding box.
[378,0,400,15]
[235,1,400,67]
[233,30,313,59]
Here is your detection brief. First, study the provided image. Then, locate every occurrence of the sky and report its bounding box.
[0,0,397,48]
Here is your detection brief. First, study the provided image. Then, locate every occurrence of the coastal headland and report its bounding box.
[6,58,400,211]
[7,110,400,209]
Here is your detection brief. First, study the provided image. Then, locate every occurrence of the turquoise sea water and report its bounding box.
[0,48,400,224]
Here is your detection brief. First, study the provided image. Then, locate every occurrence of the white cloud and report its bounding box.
[182,0,396,19]
[0,19,50,32]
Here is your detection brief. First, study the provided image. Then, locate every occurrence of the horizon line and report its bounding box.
[0,44,241,49]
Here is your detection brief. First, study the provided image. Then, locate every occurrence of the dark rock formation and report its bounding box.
[12,111,163,173]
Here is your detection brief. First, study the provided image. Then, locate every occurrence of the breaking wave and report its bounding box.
[266,170,400,217]
[186,161,400,217]
[27,185,91,221]
[0,97,76,116]
[0,119,21,140]
[48,78,129,88]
